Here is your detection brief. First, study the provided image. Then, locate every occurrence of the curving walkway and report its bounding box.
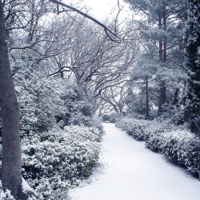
[69,123,200,200]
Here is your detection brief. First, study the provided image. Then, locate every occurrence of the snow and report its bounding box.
[69,123,200,200]
[22,178,37,195]
[0,179,38,200]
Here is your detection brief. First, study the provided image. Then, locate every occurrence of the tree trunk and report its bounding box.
[158,14,163,62]
[158,8,167,116]
[145,76,149,120]
[163,5,167,62]
[184,108,190,122]
[182,82,189,122]
[158,81,166,116]
[0,1,25,199]
[172,89,179,106]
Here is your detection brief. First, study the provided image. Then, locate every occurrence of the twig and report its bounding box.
[49,0,121,43]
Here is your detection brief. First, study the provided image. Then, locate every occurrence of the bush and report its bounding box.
[102,114,110,122]
[108,113,122,123]
[158,103,185,125]
[13,66,67,135]
[115,118,150,141]
[116,117,200,178]
[20,125,101,199]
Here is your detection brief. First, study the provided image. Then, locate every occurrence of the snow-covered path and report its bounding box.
[69,123,200,200]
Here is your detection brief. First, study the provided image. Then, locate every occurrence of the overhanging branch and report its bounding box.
[49,0,121,43]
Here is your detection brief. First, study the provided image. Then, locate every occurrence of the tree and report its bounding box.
[99,82,129,114]
[125,0,187,117]
[128,50,158,119]
[47,18,134,113]
[49,0,120,43]
[184,0,200,133]
[0,0,24,198]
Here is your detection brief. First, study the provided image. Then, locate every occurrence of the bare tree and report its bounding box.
[99,83,129,114]
[48,21,134,112]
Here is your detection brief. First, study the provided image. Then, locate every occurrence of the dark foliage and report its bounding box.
[184,0,200,134]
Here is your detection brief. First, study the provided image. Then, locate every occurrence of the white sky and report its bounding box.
[63,0,132,22]
[83,0,119,20]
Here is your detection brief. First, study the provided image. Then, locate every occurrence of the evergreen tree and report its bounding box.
[128,55,157,119]
[184,0,200,133]
[125,0,187,117]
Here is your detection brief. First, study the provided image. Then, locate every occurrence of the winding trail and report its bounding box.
[69,123,200,200]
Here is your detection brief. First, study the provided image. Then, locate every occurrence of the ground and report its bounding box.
[69,123,200,200]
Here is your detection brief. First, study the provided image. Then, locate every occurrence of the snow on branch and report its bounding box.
[49,0,121,43]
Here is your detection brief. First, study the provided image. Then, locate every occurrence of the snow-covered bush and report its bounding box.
[65,100,94,126]
[59,86,104,135]
[144,120,178,152]
[163,133,200,176]
[21,125,101,199]
[146,129,200,177]
[182,138,200,176]
[89,115,104,138]
[0,126,102,199]
[145,131,165,152]
[0,182,15,200]
[11,54,67,135]
[102,114,110,122]
[158,103,185,125]
[116,117,200,178]
[106,113,123,123]
[115,118,150,141]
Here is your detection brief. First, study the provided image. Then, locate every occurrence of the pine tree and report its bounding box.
[184,0,200,133]
[125,0,187,117]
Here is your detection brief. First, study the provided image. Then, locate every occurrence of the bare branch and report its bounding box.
[49,0,121,43]
[47,66,71,77]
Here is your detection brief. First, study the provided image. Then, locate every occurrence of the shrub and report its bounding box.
[115,118,150,141]
[116,117,200,178]
[13,66,67,135]
[102,114,110,122]
[108,113,122,123]
[20,125,101,199]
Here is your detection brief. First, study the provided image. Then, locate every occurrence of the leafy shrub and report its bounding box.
[145,132,165,152]
[116,117,200,178]
[159,103,185,125]
[13,64,67,135]
[21,125,101,199]
[183,138,200,176]
[102,114,110,122]
[108,113,122,123]
[89,115,104,138]
[156,130,200,177]
[115,118,150,141]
